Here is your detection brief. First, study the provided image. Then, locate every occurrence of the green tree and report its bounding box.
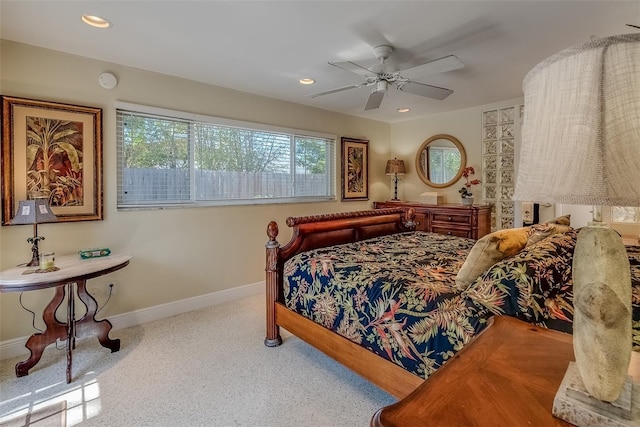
[124,115,326,175]
[193,125,288,172]
[296,137,326,174]
[444,151,461,181]
[123,115,189,169]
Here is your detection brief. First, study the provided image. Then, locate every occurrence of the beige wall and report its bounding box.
[0,40,392,341]
[0,40,533,343]
[390,97,523,203]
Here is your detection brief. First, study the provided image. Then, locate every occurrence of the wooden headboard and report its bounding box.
[264,208,416,347]
[271,208,416,261]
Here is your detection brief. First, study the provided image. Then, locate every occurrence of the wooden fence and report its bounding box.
[121,168,330,202]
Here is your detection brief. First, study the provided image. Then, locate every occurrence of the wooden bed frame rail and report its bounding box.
[265,208,423,398]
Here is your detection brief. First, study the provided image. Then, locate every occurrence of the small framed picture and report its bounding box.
[1,96,103,224]
[341,137,369,201]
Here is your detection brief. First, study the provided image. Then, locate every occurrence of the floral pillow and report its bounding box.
[546,214,571,226]
[455,227,532,290]
[527,222,573,245]
[464,229,579,332]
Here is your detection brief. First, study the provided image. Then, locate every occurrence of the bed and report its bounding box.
[264,208,640,399]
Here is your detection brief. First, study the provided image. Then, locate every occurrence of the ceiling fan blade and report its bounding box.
[397,54,464,76]
[307,84,364,98]
[396,80,453,100]
[329,61,378,78]
[364,90,385,111]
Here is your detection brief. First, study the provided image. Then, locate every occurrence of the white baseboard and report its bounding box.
[0,281,264,361]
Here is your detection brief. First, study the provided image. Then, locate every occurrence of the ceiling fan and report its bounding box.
[308,45,464,111]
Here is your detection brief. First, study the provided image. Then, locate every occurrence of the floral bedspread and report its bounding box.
[284,232,484,379]
[467,229,640,349]
[283,230,640,380]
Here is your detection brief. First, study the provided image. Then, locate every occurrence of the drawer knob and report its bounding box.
[448,216,452,221]
[448,231,452,235]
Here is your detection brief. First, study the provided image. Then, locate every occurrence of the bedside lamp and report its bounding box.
[513,34,640,425]
[11,198,58,267]
[385,158,406,201]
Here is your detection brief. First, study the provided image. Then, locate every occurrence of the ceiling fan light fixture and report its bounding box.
[81,14,111,29]
[299,78,315,85]
[373,45,394,61]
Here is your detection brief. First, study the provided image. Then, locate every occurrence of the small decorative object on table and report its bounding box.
[419,191,443,205]
[79,248,111,259]
[21,252,58,275]
[39,252,55,269]
[459,166,480,206]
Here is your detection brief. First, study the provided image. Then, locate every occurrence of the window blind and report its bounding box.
[116,104,336,208]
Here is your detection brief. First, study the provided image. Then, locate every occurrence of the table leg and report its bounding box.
[15,286,68,377]
[66,282,75,383]
[75,280,120,352]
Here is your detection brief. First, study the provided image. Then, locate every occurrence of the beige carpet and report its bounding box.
[0,401,66,427]
[0,293,395,426]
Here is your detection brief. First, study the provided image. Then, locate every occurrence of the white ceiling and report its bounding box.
[1,1,638,123]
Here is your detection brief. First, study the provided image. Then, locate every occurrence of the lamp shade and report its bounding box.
[385,159,406,175]
[512,33,640,206]
[11,199,58,225]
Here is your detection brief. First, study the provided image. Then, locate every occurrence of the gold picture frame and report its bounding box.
[1,96,103,224]
[341,137,369,201]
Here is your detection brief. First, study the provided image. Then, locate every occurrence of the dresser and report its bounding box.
[373,201,492,239]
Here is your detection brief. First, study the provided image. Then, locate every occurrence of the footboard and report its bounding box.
[264,208,416,346]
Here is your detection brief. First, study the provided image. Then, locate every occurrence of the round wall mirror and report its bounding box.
[415,134,467,188]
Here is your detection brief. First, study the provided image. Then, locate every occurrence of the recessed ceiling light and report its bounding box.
[397,108,410,113]
[299,78,315,85]
[81,15,111,29]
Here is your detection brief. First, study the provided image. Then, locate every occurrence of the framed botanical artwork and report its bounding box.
[1,96,103,224]
[341,137,369,201]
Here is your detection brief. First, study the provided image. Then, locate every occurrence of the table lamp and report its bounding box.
[11,198,58,267]
[513,34,640,425]
[385,158,406,201]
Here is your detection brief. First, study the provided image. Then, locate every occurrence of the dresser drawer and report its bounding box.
[413,213,429,232]
[431,213,472,226]
[372,202,491,240]
[431,226,471,239]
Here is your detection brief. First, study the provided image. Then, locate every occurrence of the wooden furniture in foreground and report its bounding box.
[623,235,640,246]
[373,201,492,239]
[0,253,131,383]
[371,315,640,427]
[265,208,424,399]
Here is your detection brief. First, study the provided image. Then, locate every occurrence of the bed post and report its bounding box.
[265,221,283,347]
[404,207,416,230]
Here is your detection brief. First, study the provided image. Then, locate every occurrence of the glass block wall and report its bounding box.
[482,106,523,231]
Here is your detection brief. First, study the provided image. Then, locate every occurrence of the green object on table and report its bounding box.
[78,248,111,259]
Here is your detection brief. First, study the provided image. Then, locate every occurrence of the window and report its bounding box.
[603,206,639,241]
[611,206,640,223]
[116,103,336,208]
[427,146,461,184]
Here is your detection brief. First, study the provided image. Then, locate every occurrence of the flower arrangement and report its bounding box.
[458,166,481,198]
